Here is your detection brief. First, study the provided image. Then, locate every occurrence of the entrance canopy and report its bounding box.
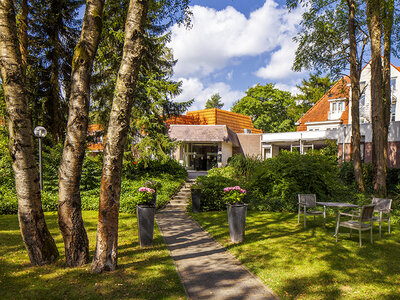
[169,125,240,147]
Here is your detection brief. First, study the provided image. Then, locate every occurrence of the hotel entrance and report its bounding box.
[184,143,219,171]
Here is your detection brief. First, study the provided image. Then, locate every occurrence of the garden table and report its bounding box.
[316,202,359,234]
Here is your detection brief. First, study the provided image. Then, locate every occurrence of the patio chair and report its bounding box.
[371,198,392,239]
[335,204,375,247]
[298,194,323,228]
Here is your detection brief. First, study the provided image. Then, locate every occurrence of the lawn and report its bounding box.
[0,211,185,300]
[191,211,400,299]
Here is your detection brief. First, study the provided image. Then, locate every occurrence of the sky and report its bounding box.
[167,0,307,110]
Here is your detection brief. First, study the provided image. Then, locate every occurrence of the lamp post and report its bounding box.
[34,126,47,190]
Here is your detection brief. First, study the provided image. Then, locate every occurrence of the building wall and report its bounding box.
[236,133,261,157]
[221,141,232,166]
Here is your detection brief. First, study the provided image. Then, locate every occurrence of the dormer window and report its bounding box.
[328,98,346,120]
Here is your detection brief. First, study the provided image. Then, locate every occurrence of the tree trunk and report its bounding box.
[348,0,365,192]
[0,0,59,265]
[382,0,394,169]
[17,0,28,73]
[367,0,387,197]
[90,0,149,273]
[58,0,105,267]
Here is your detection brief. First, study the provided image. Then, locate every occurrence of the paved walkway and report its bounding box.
[156,180,278,300]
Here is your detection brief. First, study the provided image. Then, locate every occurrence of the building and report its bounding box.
[262,62,400,166]
[168,108,262,170]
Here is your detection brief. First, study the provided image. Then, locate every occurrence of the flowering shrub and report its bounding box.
[145,180,161,191]
[223,186,247,204]
[136,187,156,206]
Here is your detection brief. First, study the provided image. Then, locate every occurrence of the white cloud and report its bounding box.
[168,0,303,78]
[173,78,244,110]
[255,39,299,80]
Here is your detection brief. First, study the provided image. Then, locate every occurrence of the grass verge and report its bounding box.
[0,211,185,300]
[191,211,400,299]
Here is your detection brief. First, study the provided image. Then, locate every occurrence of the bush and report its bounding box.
[246,151,355,212]
[196,175,240,211]
[123,157,187,179]
[228,154,261,181]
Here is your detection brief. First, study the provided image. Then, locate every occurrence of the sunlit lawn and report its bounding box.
[0,211,185,300]
[191,211,400,299]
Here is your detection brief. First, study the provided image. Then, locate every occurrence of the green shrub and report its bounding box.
[196,175,241,211]
[246,151,354,212]
[228,154,261,180]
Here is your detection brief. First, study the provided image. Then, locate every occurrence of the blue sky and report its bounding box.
[167,0,307,110]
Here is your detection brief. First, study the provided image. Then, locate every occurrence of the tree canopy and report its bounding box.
[205,93,224,109]
[231,83,300,133]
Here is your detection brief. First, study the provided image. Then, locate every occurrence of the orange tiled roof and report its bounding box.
[297,77,350,131]
[167,108,262,134]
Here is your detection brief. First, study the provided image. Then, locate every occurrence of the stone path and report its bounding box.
[156,179,279,300]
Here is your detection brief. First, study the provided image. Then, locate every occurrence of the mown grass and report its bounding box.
[191,211,400,299]
[0,211,185,300]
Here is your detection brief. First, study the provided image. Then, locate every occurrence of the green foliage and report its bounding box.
[136,187,156,205]
[123,156,187,179]
[295,73,334,113]
[228,154,261,181]
[223,186,247,204]
[0,129,14,190]
[231,83,299,133]
[246,151,351,211]
[205,93,224,109]
[80,155,103,191]
[195,175,240,211]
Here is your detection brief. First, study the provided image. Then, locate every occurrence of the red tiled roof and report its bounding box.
[297,76,350,131]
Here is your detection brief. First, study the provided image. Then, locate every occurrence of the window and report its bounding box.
[264,147,271,159]
[332,103,337,112]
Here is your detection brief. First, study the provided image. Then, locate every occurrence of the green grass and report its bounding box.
[191,211,400,299]
[0,211,185,300]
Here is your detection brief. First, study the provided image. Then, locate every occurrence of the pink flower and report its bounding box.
[138,187,155,193]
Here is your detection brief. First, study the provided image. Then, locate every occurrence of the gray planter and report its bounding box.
[227,203,247,243]
[137,205,155,247]
[191,189,201,213]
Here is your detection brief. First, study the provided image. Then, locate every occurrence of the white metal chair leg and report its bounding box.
[388,213,391,234]
[359,229,362,247]
[379,211,382,239]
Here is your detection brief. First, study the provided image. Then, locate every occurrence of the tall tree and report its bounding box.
[205,93,224,109]
[232,83,298,133]
[29,0,83,141]
[382,0,394,192]
[367,0,386,196]
[295,74,334,109]
[348,0,366,192]
[0,0,59,265]
[288,0,368,191]
[58,0,105,267]
[90,0,150,273]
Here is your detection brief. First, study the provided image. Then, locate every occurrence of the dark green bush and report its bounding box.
[195,175,241,211]
[246,151,355,212]
[228,154,261,181]
[123,156,187,179]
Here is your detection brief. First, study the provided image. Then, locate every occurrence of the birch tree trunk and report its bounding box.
[367,0,387,196]
[348,0,365,192]
[58,0,105,267]
[90,0,149,273]
[0,0,59,265]
[17,0,28,73]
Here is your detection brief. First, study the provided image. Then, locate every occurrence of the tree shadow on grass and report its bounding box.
[0,212,186,300]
